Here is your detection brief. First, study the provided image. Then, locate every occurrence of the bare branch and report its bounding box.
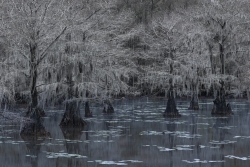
[37,26,67,65]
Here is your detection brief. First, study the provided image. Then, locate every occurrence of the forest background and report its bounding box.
[1,0,250,110]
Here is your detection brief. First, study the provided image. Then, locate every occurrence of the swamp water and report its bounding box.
[1,98,250,167]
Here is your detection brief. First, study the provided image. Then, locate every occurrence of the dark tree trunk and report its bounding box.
[163,84,181,117]
[85,101,92,117]
[21,43,47,137]
[60,101,86,127]
[60,66,86,127]
[207,42,216,75]
[20,108,50,137]
[188,92,199,110]
[103,100,114,113]
[219,43,225,75]
[188,80,199,110]
[211,81,233,115]
[26,42,45,117]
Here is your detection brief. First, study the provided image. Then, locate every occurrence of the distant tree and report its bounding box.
[192,0,250,96]
[0,37,15,109]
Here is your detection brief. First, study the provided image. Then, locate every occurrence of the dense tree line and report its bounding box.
[1,0,250,112]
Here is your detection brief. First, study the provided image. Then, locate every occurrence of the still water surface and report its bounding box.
[1,97,250,167]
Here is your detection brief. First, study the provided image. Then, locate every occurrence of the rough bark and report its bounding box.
[85,101,93,117]
[163,84,181,117]
[211,81,233,115]
[103,100,114,113]
[188,80,199,110]
[60,101,86,127]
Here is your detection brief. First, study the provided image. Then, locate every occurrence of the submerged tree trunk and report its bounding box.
[103,100,114,113]
[60,101,86,127]
[85,101,92,117]
[211,81,233,115]
[20,108,50,137]
[163,84,181,117]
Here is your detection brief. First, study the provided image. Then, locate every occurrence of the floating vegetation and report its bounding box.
[233,136,250,139]
[218,126,236,130]
[225,155,250,160]
[157,146,175,152]
[195,123,210,126]
[209,140,237,145]
[155,145,194,152]
[139,130,202,139]
[96,160,143,165]
[0,136,12,139]
[93,140,113,143]
[4,140,26,145]
[175,145,195,150]
[174,131,202,139]
[45,151,87,159]
[183,159,225,163]
[37,142,64,146]
[182,159,208,163]
[118,160,143,163]
[99,161,127,165]
[91,130,123,137]
[199,145,206,148]
[139,131,169,136]
[142,145,150,147]
[26,155,37,158]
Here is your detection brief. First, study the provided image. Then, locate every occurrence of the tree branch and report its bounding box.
[37,26,67,65]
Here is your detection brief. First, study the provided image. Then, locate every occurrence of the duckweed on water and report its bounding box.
[44,151,87,159]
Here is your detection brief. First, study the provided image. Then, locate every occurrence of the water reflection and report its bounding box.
[167,121,176,167]
[1,98,250,167]
[22,138,44,167]
[59,126,85,167]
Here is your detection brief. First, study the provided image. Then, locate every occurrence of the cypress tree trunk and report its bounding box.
[60,71,86,127]
[188,80,199,110]
[211,81,233,115]
[20,109,50,137]
[21,42,47,137]
[26,42,45,117]
[102,100,114,113]
[60,101,86,127]
[163,82,181,117]
[85,101,93,117]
